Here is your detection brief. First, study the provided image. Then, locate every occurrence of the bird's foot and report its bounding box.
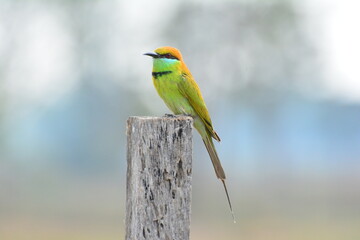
[164,113,176,118]
[164,113,193,118]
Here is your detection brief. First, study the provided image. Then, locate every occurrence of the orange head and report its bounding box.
[154,46,183,61]
[144,46,189,73]
[144,46,183,61]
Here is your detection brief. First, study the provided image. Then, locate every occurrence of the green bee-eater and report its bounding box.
[145,46,234,221]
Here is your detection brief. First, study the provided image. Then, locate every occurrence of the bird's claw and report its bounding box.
[164,113,176,118]
[164,113,193,118]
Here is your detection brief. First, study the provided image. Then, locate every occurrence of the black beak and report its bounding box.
[144,52,159,58]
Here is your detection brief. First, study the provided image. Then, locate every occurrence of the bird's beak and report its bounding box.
[144,52,159,58]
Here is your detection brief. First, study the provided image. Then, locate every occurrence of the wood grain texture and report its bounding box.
[126,116,193,240]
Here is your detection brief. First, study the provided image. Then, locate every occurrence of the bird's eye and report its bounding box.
[161,53,177,60]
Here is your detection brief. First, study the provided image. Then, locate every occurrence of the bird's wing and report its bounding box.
[178,74,221,141]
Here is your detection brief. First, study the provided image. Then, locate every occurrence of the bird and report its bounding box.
[144,46,235,222]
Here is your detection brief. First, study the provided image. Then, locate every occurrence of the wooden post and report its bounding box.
[126,116,193,240]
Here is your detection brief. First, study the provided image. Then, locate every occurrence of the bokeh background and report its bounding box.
[1,0,360,239]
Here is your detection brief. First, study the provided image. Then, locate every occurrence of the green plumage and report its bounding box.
[152,66,225,179]
[146,46,235,222]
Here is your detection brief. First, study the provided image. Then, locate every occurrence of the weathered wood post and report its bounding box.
[126,116,193,240]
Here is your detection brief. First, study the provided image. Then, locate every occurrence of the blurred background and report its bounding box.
[1,0,360,239]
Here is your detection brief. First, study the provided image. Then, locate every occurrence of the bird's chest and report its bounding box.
[153,75,180,96]
[153,75,189,114]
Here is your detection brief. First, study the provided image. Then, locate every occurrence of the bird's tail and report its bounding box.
[203,134,225,179]
[203,134,236,222]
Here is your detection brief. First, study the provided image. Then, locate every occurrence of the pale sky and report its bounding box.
[1,0,359,116]
[301,0,360,103]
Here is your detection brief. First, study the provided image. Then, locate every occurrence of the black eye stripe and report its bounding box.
[159,53,178,60]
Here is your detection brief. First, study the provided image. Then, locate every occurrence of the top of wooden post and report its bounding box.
[127,115,193,123]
